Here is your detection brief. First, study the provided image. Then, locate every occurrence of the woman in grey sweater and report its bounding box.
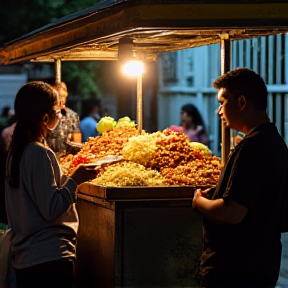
[5,82,96,288]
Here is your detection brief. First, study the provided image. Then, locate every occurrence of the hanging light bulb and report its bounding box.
[122,60,144,76]
[118,36,144,133]
[118,36,144,77]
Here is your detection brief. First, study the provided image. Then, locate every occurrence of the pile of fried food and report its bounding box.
[59,126,222,187]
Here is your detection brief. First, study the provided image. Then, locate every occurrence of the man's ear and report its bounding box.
[43,114,49,123]
[238,95,246,110]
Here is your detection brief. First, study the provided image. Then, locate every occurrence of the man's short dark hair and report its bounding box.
[213,68,268,111]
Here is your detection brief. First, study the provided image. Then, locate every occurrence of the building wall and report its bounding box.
[157,44,221,155]
[0,73,28,114]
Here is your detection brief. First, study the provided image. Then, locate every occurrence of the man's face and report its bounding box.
[217,88,240,130]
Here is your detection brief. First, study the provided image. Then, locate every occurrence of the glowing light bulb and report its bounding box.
[122,60,144,76]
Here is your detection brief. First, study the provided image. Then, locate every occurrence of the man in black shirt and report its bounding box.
[193,68,288,287]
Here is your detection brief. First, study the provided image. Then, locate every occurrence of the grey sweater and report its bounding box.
[5,142,78,269]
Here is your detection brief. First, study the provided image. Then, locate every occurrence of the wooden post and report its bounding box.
[136,73,143,133]
[55,59,61,83]
[220,36,231,165]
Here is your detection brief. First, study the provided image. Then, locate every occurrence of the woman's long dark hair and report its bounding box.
[181,103,206,130]
[8,81,57,188]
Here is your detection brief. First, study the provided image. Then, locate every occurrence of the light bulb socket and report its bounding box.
[118,36,134,62]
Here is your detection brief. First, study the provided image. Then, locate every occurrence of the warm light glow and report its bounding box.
[122,60,144,76]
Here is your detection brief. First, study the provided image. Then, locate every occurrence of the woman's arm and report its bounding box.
[24,146,77,221]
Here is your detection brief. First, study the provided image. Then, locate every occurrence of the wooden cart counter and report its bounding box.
[76,182,203,202]
[75,183,204,288]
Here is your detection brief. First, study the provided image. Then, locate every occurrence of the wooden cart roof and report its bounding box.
[0,0,288,64]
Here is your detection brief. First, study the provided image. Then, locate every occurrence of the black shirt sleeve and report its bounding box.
[222,139,270,209]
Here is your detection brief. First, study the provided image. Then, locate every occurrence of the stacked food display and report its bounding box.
[67,117,222,287]
[60,116,222,189]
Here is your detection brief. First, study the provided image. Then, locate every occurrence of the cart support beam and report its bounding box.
[137,74,143,133]
[55,59,61,84]
[220,38,231,165]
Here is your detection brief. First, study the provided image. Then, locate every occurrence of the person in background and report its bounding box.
[1,114,17,152]
[0,136,8,226]
[192,68,288,288]
[0,106,14,134]
[0,115,17,226]
[45,80,81,156]
[5,81,96,288]
[79,98,101,142]
[102,107,109,117]
[170,103,209,145]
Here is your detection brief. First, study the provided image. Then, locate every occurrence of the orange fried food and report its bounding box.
[161,156,222,186]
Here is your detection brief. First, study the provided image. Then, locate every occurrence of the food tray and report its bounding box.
[83,155,123,167]
[77,182,210,201]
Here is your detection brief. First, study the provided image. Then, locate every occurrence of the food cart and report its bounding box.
[75,183,203,287]
[1,1,288,287]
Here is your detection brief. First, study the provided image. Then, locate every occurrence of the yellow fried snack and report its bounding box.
[189,142,212,157]
[91,161,165,187]
[122,134,158,166]
[115,116,136,128]
[97,116,116,134]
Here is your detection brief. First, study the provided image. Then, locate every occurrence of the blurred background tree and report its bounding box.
[0,0,99,44]
[0,0,103,99]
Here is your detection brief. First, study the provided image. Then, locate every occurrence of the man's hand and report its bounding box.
[193,187,215,209]
[192,188,202,209]
[200,187,214,199]
[192,187,248,224]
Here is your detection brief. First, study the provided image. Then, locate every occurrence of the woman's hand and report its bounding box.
[70,165,97,185]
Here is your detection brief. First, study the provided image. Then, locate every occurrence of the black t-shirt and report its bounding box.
[201,123,288,286]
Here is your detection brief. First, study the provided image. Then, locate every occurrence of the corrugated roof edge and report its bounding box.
[4,0,288,45]
[3,0,128,45]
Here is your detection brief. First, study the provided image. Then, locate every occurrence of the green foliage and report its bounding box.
[62,62,101,99]
[0,0,104,99]
[0,0,99,44]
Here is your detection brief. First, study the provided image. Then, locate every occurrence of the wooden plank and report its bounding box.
[77,183,204,201]
[239,41,244,67]
[268,35,274,84]
[75,199,116,288]
[252,38,259,72]
[267,93,274,121]
[276,34,282,84]
[245,39,251,68]
[275,93,282,133]
[260,36,267,82]
[232,41,237,69]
